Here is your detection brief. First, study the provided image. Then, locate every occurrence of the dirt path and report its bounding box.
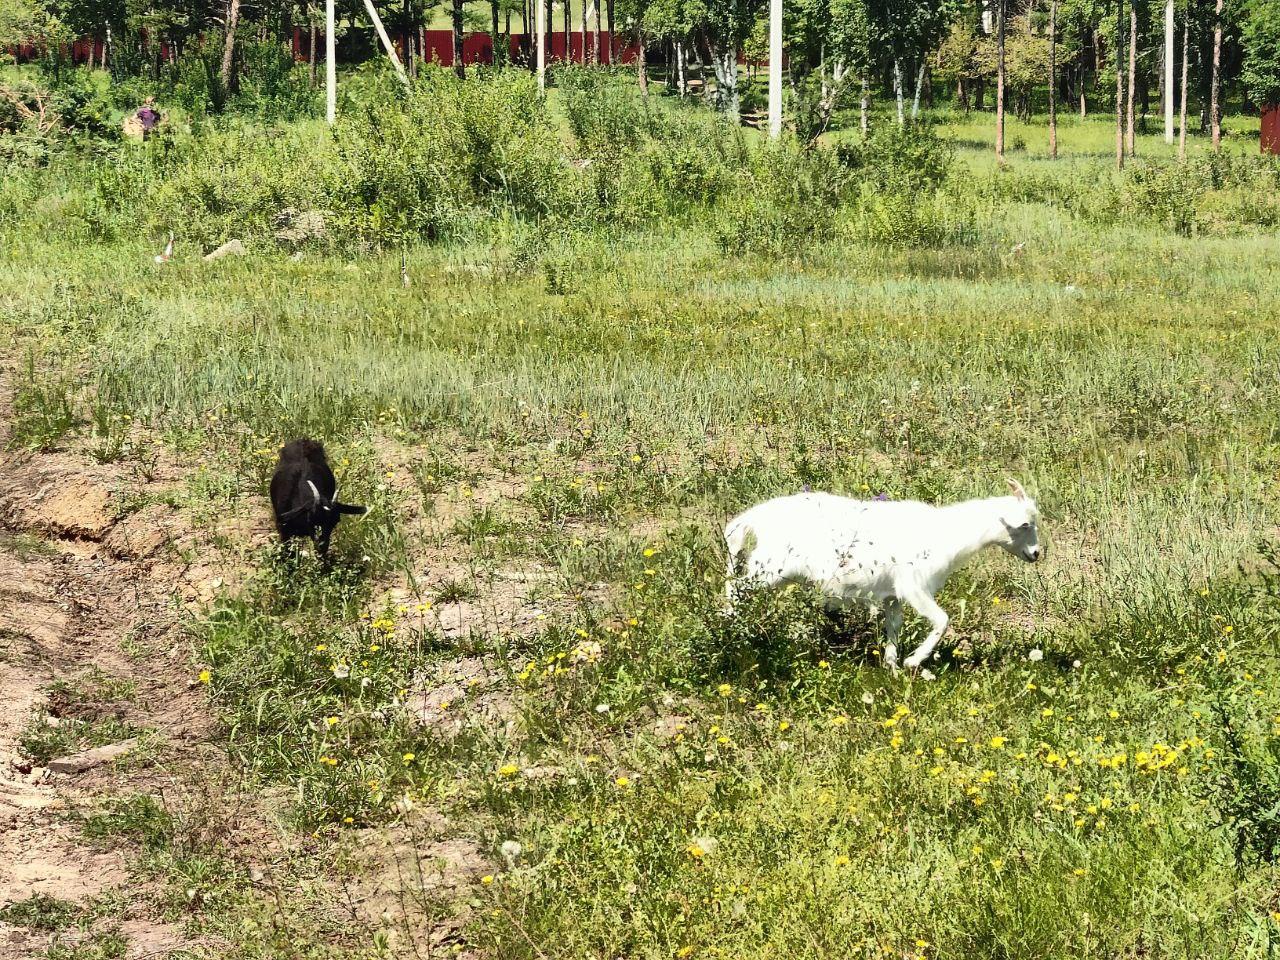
[0,344,223,959]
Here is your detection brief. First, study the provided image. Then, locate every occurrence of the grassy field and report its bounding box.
[4,70,1280,958]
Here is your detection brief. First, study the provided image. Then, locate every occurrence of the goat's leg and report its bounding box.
[900,588,949,670]
[882,599,903,671]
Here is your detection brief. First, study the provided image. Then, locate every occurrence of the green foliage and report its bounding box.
[713,137,847,256]
[1241,0,1280,107]
[837,122,954,194]
[332,67,566,245]
[0,895,83,932]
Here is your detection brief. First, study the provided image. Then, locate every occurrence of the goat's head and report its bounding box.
[996,478,1041,563]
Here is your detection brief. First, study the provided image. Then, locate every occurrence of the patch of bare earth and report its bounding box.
[0,448,199,958]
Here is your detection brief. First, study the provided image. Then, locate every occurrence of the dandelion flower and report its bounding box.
[481,875,494,885]
[498,763,519,777]
[615,776,631,788]
[198,669,211,684]
[1028,649,1044,662]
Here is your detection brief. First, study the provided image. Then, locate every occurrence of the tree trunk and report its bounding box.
[709,38,739,120]
[221,0,241,92]
[676,40,687,96]
[1163,0,1174,142]
[310,22,318,83]
[893,58,905,125]
[404,0,415,75]
[563,0,570,58]
[1178,15,1189,159]
[996,0,1006,160]
[453,0,465,76]
[637,32,647,92]
[492,0,501,63]
[580,0,587,62]
[1115,0,1125,169]
[606,0,614,62]
[910,60,926,120]
[1050,0,1058,158]
[1210,0,1223,149]
[1080,55,1087,117]
[592,1,600,64]
[1126,3,1137,155]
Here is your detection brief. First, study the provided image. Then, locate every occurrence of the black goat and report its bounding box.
[269,439,367,556]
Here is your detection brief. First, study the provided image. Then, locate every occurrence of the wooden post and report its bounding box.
[363,0,409,85]
[768,0,782,137]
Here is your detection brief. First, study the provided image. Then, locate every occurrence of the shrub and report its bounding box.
[836,122,955,195]
[713,139,849,257]
[136,127,338,248]
[849,187,983,249]
[558,65,658,156]
[331,68,568,245]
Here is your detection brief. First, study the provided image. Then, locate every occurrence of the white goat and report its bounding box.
[724,480,1041,671]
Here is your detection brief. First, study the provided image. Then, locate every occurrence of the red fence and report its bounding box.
[10,37,171,65]
[291,27,639,67]
[1264,106,1280,156]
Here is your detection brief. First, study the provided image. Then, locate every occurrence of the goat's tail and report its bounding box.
[335,502,368,516]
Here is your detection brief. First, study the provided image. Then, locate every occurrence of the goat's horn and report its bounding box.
[1005,478,1026,500]
[306,480,322,504]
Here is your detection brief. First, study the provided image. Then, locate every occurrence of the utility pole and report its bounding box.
[325,0,336,124]
[768,0,782,137]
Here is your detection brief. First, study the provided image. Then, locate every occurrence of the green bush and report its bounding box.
[836,122,955,195]
[714,139,848,257]
[331,68,567,245]
[1241,0,1280,108]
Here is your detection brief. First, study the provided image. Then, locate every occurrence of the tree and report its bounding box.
[1050,0,1058,155]
[1241,0,1280,107]
[1178,2,1188,156]
[866,0,960,125]
[1115,0,1124,168]
[1125,0,1135,154]
[221,0,241,90]
[451,0,464,76]
[997,0,1006,157]
[701,0,761,119]
[1209,0,1221,147]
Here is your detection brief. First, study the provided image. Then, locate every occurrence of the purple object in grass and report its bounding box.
[137,107,159,132]
[801,484,812,493]
[874,492,890,501]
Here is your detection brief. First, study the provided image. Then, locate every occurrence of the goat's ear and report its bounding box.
[1006,478,1027,501]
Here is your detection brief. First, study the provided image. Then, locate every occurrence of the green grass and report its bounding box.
[5,73,1280,958]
